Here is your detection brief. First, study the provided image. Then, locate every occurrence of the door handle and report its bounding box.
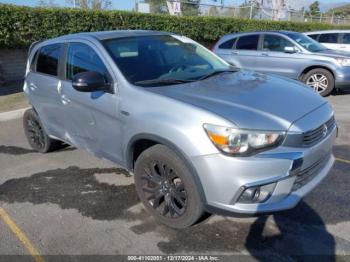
[61,94,71,104]
[29,83,38,91]
[57,81,70,104]
[261,52,269,56]
[231,51,239,55]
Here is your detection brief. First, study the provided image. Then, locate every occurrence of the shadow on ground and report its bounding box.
[333,87,350,96]
[333,144,350,160]
[0,144,348,259]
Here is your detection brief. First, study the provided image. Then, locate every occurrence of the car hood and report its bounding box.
[148,70,327,131]
[316,48,350,58]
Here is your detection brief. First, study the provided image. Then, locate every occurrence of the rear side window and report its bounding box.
[342,33,350,44]
[236,35,259,50]
[218,38,236,49]
[30,50,39,71]
[36,44,62,76]
[318,33,338,43]
[66,43,109,80]
[308,34,319,41]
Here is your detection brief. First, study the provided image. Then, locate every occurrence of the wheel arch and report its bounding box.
[298,65,335,81]
[126,133,207,204]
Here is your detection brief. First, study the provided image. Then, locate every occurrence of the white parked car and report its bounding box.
[305,30,350,52]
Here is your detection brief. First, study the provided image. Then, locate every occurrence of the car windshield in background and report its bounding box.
[103,35,232,86]
[286,32,328,52]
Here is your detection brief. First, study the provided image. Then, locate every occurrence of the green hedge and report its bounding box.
[1,3,350,48]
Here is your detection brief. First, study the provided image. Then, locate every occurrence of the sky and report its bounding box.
[1,0,350,11]
[0,0,135,10]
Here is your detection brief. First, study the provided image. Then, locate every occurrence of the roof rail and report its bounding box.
[28,39,45,55]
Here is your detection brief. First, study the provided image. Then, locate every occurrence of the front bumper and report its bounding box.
[335,66,350,89]
[191,123,336,215]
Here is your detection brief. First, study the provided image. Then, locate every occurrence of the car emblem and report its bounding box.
[322,124,328,137]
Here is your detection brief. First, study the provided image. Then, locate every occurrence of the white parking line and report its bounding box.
[336,158,350,164]
[0,207,45,262]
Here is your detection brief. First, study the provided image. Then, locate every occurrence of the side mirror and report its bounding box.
[284,46,298,53]
[72,71,110,92]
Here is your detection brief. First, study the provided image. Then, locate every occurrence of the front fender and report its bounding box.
[125,132,209,204]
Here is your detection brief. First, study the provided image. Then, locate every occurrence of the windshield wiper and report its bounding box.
[134,78,194,86]
[198,69,238,80]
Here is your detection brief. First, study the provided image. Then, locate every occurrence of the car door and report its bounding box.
[213,37,239,66]
[255,34,303,79]
[231,34,260,70]
[25,43,67,139]
[59,41,124,164]
[339,33,350,52]
[318,33,340,51]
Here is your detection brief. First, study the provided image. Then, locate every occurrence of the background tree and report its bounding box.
[327,4,350,18]
[308,1,320,16]
[65,0,112,9]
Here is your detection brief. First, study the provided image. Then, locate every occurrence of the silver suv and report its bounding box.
[23,30,336,228]
[213,30,350,96]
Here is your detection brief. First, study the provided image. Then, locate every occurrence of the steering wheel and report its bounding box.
[169,64,189,73]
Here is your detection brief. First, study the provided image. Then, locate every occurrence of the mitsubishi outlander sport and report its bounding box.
[23,30,336,228]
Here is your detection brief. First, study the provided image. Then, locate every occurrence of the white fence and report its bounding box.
[139,1,350,25]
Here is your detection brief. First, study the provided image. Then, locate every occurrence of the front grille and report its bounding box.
[292,153,331,191]
[303,116,335,146]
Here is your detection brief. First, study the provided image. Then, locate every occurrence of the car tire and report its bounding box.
[134,144,205,228]
[23,108,62,153]
[302,68,334,97]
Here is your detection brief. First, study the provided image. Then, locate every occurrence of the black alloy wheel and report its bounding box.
[134,144,204,228]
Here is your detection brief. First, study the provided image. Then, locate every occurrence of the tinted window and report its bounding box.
[218,38,236,49]
[66,43,108,80]
[319,33,338,43]
[342,33,350,44]
[263,35,294,52]
[36,44,62,76]
[30,50,39,71]
[103,35,230,86]
[308,34,319,41]
[236,35,259,50]
[286,32,327,52]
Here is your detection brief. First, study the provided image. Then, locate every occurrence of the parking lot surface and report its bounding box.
[0,91,349,261]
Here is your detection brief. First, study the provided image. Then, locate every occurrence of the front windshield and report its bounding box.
[286,32,327,52]
[103,35,231,86]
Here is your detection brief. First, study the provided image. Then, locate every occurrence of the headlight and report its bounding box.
[335,57,350,67]
[203,124,285,156]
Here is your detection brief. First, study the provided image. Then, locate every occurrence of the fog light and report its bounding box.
[237,183,276,204]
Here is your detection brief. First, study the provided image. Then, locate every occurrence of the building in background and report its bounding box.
[255,0,293,20]
[136,2,150,13]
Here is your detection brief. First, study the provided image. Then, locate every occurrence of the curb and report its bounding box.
[0,107,30,122]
